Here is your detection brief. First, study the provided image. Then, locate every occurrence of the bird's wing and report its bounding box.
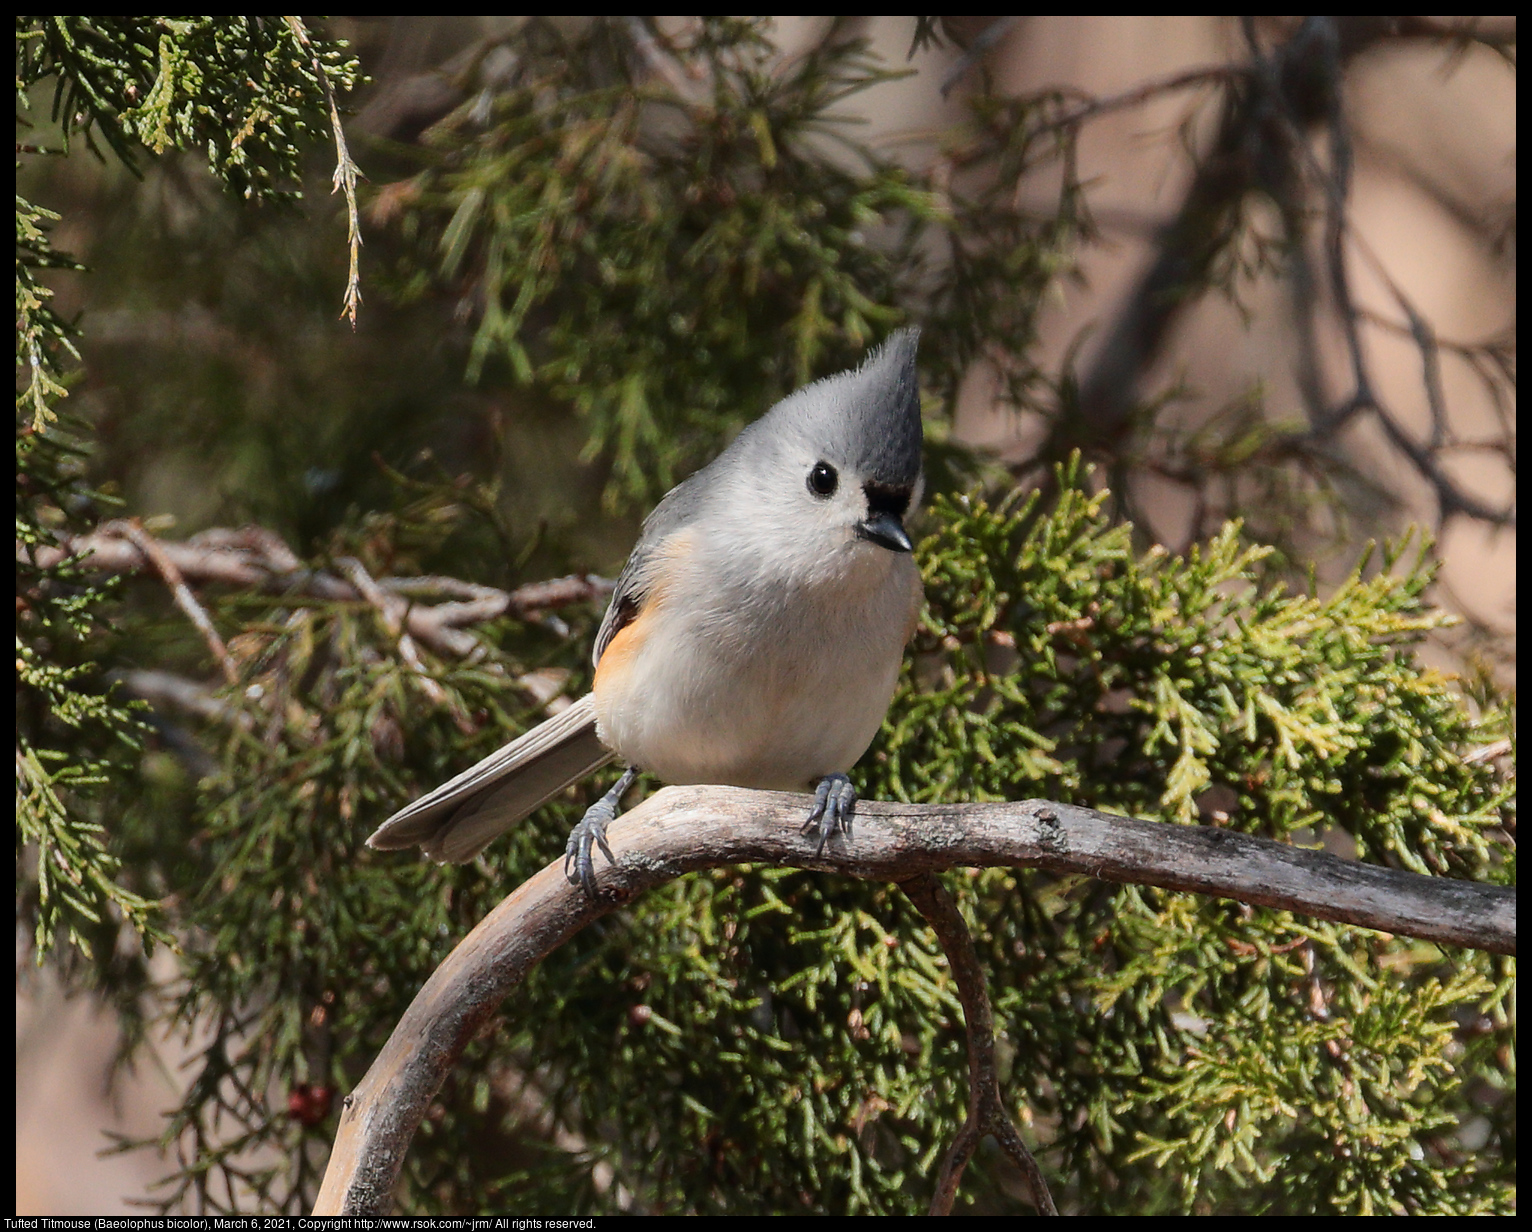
[592,467,712,667]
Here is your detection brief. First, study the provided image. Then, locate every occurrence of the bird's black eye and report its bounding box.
[807,461,838,498]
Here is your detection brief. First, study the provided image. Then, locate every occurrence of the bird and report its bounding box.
[368,328,926,896]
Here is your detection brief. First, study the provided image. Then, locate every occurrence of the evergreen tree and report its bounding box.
[16,16,1514,1215]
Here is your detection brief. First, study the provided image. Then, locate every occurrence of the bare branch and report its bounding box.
[117,519,239,684]
[939,17,1021,98]
[337,555,460,718]
[316,787,1514,1214]
[900,872,1057,1215]
[1049,16,1516,534]
[1040,63,1238,131]
[21,522,614,660]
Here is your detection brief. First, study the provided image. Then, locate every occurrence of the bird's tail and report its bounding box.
[367,692,616,863]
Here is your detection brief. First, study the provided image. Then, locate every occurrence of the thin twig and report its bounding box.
[1354,309,1517,367]
[336,556,462,722]
[939,17,1021,98]
[899,872,1057,1215]
[1040,63,1239,132]
[1464,739,1512,765]
[1333,229,1515,526]
[116,519,239,685]
[285,15,364,326]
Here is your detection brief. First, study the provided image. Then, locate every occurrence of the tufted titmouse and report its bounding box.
[368,329,925,894]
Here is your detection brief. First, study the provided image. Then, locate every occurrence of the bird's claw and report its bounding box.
[564,766,637,899]
[802,773,857,854]
[563,807,617,899]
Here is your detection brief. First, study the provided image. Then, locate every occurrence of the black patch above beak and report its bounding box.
[856,511,913,553]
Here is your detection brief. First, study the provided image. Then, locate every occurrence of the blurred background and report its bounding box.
[17,16,1514,1213]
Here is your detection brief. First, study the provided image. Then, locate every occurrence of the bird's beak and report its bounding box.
[855,511,913,553]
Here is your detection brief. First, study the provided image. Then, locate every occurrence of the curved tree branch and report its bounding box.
[316,786,1514,1215]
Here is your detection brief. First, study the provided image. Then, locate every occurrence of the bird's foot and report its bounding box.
[802,773,857,854]
[564,766,638,898]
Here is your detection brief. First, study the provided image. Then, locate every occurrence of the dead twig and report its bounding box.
[21,521,614,660]
[336,556,459,719]
[1039,63,1239,132]
[117,519,239,685]
[285,15,364,326]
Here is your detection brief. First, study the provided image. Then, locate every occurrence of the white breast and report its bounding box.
[593,526,921,792]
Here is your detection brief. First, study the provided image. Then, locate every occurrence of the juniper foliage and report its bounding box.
[16,171,160,961]
[389,16,1075,509]
[16,14,358,962]
[15,419,163,964]
[16,16,359,198]
[15,14,1514,1218]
